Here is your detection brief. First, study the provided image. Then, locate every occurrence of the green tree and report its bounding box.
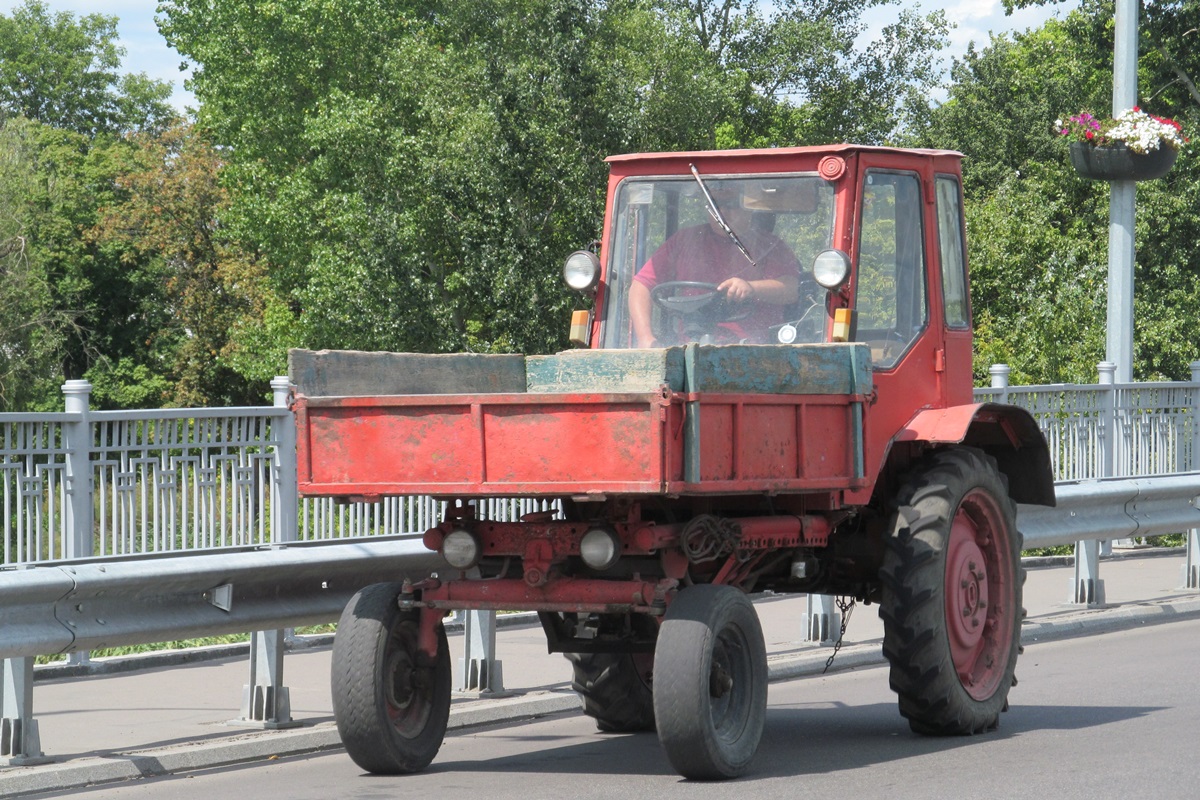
[919,2,1200,383]
[0,117,75,409]
[90,123,272,406]
[0,0,176,134]
[159,0,951,371]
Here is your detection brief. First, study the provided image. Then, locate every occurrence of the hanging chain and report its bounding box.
[822,596,857,674]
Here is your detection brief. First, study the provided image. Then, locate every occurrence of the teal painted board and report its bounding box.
[289,348,528,397]
[683,343,873,395]
[526,348,687,393]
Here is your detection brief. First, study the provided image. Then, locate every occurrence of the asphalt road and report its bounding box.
[46,617,1200,800]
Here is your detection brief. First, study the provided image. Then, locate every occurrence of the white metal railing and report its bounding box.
[1,379,556,567]
[974,361,1200,482]
[0,414,70,564]
[4,362,1200,567]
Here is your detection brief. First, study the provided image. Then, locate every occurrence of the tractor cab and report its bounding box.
[564,145,972,401]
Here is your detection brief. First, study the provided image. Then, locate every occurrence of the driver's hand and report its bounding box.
[718,277,755,301]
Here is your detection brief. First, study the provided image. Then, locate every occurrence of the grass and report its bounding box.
[34,624,338,666]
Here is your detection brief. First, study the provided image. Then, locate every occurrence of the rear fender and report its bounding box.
[895,403,1055,506]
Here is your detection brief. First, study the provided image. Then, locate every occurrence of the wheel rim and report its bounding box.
[383,619,434,738]
[709,625,753,743]
[944,488,1014,701]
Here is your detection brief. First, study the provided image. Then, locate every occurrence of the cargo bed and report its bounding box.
[290,344,873,498]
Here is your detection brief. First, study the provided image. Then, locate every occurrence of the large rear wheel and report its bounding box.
[879,447,1024,735]
[331,582,451,773]
[567,651,656,732]
[653,584,767,780]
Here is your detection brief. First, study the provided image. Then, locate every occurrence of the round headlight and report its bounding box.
[563,250,601,292]
[579,527,620,571]
[812,249,851,290]
[442,529,481,570]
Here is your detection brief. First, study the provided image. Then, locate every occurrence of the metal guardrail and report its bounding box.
[0,538,440,660]
[2,473,1192,660]
[1018,474,1200,548]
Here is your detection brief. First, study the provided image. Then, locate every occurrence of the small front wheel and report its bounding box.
[331,582,451,774]
[653,584,767,780]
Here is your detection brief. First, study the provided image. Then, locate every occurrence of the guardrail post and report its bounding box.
[804,593,840,644]
[233,378,301,728]
[233,629,301,729]
[1184,362,1200,590]
[1073,539,1107,605]
[1068,365,1112,606]
[1,657,49,765]
[458,610,505,694]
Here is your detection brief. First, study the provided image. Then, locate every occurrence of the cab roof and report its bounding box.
[605,143,962,164]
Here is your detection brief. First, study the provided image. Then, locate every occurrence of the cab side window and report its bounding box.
[855,171,927,368]
[935,176,970,328]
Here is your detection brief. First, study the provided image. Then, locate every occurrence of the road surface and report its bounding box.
[46,618,1200,799]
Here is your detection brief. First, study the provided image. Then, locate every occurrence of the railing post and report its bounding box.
[458,610,505,694]
[1097,362,1127,553]
[61,380,93,668]
[804,593,840,644]
[61,380,93,560]
[1185,362,1200,590]
[271,376,298,546]
[1,657,49,765]
[989,363,1010,402]
[233,378,301,728]
[1072,363,1113,606]
[1098,362,1118,479]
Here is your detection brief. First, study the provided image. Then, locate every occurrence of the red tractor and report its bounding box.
[290,144,1054,780]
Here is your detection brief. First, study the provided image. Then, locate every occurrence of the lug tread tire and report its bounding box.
[567,652,656,732]
[653,584,767,780]
[879,447,1024,737]
[331,582,451,774]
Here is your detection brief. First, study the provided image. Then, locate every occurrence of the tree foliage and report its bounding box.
[917,1,1200,383]
[10,0,1200,408]
[90,123,273,406]
[0,0,175,134]
[0,1,185,410]
[158,0,949,372]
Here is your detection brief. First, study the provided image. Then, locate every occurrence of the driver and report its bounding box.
[628,183,801,347]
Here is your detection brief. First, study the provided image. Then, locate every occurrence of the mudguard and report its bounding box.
[896,403,1056,506]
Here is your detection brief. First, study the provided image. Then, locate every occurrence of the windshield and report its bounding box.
[600,174,836,349]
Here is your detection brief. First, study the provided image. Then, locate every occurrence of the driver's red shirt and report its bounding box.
[632,222,801,342]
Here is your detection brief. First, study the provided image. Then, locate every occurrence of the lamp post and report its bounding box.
[1107,0,1138,383]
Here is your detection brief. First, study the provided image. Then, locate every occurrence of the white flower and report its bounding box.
[1104,108,1186,154]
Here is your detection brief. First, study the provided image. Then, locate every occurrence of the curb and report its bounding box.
[4,595,1200,797]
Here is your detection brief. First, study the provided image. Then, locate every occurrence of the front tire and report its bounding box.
[331,582,451,774]
[879,447,1024,735]
[653,584,767,780]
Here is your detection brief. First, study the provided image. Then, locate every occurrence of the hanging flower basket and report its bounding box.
[1068,141,1179,181]
[1057,108,1185,181]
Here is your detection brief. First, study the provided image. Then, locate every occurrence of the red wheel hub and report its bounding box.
[944,488,1012,701]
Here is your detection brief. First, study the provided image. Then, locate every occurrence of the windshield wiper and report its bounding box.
[690,163,757,270]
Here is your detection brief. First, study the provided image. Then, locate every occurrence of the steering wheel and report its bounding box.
[649,281,753,322]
